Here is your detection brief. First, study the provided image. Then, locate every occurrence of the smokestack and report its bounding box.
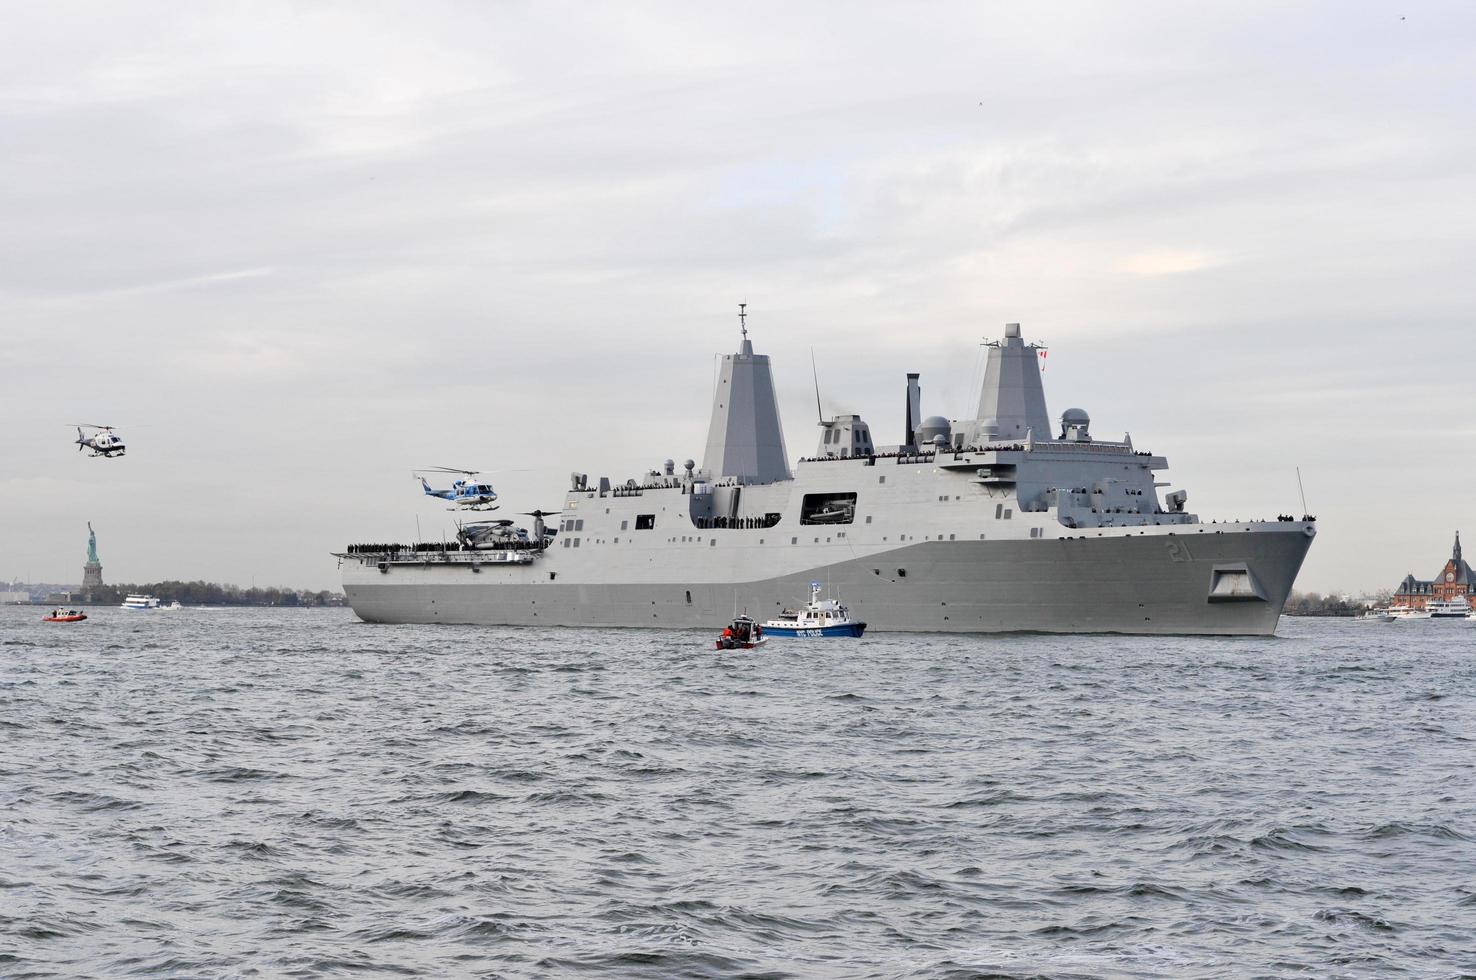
[905,373,921,448]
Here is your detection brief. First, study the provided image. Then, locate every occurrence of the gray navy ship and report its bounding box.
[338,317,1315,634]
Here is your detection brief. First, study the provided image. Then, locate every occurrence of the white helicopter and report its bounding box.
[74,424,126,458]
[414,466,498,511]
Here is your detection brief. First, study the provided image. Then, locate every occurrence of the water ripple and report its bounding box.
[2,607,1475,977]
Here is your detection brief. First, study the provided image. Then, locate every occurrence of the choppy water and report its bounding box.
[2,607,1474,978]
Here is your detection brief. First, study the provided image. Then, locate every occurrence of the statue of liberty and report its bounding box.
[82,522,104,595]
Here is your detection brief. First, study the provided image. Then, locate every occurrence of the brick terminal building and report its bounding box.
[1392,532,1475,611]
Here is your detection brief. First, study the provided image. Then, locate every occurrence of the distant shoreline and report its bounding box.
[11,601,348,609]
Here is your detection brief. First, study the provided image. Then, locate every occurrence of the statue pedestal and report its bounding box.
[82,561,103,600]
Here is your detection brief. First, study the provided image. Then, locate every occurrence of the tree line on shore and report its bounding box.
[1283,590,1391,617]
[86,581,345,606]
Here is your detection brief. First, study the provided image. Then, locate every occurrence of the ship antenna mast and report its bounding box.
[739,302,748,340]
[1296,467,1309,518]
[811,346,823,423]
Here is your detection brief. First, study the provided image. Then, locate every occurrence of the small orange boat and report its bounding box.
[43,611,88,623]
[715,615,766,650]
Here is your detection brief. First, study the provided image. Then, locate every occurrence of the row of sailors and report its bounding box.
[347,538,552,555]
[691,515,783,530]
[347,542,466,554]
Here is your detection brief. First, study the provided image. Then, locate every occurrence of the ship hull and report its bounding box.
[343,525,1314,636]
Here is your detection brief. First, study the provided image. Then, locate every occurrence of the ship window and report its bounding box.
[1003,509,1012,519]
[636,514,655,530]
[621,520,628,531]
[800,492,857,525]
[995,503,1003,519]
[791,537,798,544]
[897,568,907,577]
[865,515,873,524]
[685,590,692,604]
[575,519,584,531]
[549,572,556,580]
[710,539,716,547]
[878,475,885,484]
[562,538,570,548]
[573,538,580,548]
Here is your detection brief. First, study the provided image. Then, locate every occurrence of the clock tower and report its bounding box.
[1392,531,1474,611]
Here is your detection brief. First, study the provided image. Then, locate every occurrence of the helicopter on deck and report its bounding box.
[415,467,498,510]
[74,424,126,458]
[455,509,561,550]
[455,519,526,549]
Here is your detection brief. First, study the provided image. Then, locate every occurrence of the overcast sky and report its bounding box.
[3,1,1474,594]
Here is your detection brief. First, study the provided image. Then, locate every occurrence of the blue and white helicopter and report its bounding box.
[74,424,126,458]
[415,466,498,511]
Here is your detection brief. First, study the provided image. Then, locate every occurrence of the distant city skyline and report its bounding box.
[3,1,1474,593]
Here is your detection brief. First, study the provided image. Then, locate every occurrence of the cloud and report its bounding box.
[2,0,1474,594]
[82,266,275,300]
[1117,251,1222,277]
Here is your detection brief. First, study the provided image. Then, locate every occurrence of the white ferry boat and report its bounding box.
[121,594,161,611]
[764,583,867,638]
[1389,606,1432,620]
[1425,598,1471,619]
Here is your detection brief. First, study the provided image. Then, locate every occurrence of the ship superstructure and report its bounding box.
[338,318,1315,634]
